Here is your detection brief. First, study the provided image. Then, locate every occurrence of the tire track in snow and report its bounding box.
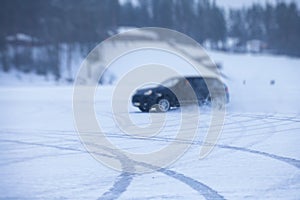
[0,139,85,152]
[2,136,298,199]
[99,164,225,200]
[3,134,299,171]
[99,172,134,200]
[158,168,225,200]
[0,152,84,167]
[232,113,300,123]
[222,113,276,149]
[134,159,225,200]
[215,144,300,169]
[3,138,222,200]
[1,113,297,143]
[2,140,297,199]
[2,113,299,199]
[94,144,225,200]
[0,115,296,145]
[0,138,132,200]
[241,113,277,148]
[94,145,136,200]
[214,113,300,169]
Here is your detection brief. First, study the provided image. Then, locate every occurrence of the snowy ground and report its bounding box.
[1,51,300,199]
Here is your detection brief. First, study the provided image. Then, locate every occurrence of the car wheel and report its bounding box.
[157,98,170,112]
[201,96,211,107]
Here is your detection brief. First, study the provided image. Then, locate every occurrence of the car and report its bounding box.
[132,76,229,112]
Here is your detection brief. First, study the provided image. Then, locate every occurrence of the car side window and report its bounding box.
[192,78,207,90]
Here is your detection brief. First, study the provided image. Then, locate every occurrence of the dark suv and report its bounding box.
[132,76,229,112]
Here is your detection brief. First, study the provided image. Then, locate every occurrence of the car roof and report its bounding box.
[178,76,222,81]
[164,76,224,84]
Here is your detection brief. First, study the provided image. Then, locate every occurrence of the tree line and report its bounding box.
[229,2,300,56]
[0,0,299,80]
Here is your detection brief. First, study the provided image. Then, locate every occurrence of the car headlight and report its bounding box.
[144,90,152,95]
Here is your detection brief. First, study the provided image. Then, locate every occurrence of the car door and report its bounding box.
[171,78,194,104]
[189,78,209,102]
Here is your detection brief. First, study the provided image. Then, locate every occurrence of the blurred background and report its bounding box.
[0,0,299,84]
[1,1,300,199]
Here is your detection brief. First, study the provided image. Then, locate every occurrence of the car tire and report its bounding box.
[201,96,211,107]
[156,98,170,112]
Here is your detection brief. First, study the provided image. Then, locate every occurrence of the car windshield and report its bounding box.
[161,77,180,88]
[139,83,159,89]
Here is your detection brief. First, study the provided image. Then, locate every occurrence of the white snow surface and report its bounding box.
[1,51,300,199]
[215,0,298,9]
